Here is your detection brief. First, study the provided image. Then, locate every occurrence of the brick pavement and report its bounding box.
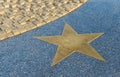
[0,0,87,41]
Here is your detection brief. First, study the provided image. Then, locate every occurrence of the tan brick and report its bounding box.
[0,0,87,41]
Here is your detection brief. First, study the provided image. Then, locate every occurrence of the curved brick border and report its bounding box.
[0,0,87,41]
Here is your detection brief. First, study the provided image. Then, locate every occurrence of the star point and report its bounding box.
[36,23,106,66]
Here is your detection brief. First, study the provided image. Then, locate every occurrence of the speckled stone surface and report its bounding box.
[0,0,120,77]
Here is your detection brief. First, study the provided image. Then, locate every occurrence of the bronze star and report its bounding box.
[35,23,106,66]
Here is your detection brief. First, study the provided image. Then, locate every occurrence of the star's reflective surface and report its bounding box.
[35,23,106,66]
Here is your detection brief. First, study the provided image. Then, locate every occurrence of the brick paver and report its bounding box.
[0,0,87,41]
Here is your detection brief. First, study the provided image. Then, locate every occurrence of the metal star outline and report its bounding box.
[35,23,106,66]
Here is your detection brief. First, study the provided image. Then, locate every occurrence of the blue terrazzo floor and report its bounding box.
[0,0,120,77]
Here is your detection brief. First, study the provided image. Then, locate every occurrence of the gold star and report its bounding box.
[35,23,106,66]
